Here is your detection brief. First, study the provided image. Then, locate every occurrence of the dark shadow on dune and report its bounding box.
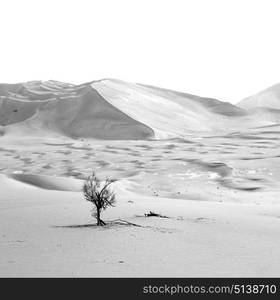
[218,151,233,154]
[44,142,73,146]
[157,138,196,144]
[240,155,280,160]
[252,123,280,130]
[204,132,280,141]
[249,178,264,182]
[103,149,119,154]
[0,147,16,153]
[218,179,262,191]
[236,186,262,191]
[0,127,5,136]
[228,134,280,141]
[67,145,92,151]
[239,156,264,161]
[258,131,280,134]
[164,144,177,150]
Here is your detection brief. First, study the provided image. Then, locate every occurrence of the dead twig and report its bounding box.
[144,211,169,218]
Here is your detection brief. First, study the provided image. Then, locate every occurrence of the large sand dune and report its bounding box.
[0,81,153,139]
[1,79,280,140]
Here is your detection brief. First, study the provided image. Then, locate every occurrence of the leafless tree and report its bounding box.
[83,172,116,226]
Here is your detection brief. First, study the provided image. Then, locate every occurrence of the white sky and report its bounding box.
[1,0,280,103]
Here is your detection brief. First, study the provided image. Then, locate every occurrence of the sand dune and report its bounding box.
[238,83,280,110]
[1,79,280,140]
[9,173,83,192]
[92,79,257,137]
[0,81,153,139]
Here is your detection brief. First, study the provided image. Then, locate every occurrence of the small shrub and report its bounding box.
[83,172,116,226]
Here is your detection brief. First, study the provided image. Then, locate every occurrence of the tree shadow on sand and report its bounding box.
[52,219,144,229]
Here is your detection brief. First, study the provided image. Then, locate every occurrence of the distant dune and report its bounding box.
[1,79,280,140]
[238,83,280,110]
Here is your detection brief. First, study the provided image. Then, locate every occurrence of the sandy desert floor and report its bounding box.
[1,127,280,277]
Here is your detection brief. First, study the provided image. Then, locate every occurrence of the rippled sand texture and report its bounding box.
[1,126,280,204]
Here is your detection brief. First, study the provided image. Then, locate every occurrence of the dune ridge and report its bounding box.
[238,83,280,110]
[1,79,280,140]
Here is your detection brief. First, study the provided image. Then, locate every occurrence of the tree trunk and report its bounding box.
[96,207,106,226]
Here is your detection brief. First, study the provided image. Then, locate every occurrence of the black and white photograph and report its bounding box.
[0,0,280,297]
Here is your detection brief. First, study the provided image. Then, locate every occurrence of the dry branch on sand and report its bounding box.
[144,211,169,218]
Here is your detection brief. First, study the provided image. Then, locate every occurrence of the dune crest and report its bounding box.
[1,79,280,140]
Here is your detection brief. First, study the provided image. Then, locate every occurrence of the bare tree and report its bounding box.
[83,172,116,226]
